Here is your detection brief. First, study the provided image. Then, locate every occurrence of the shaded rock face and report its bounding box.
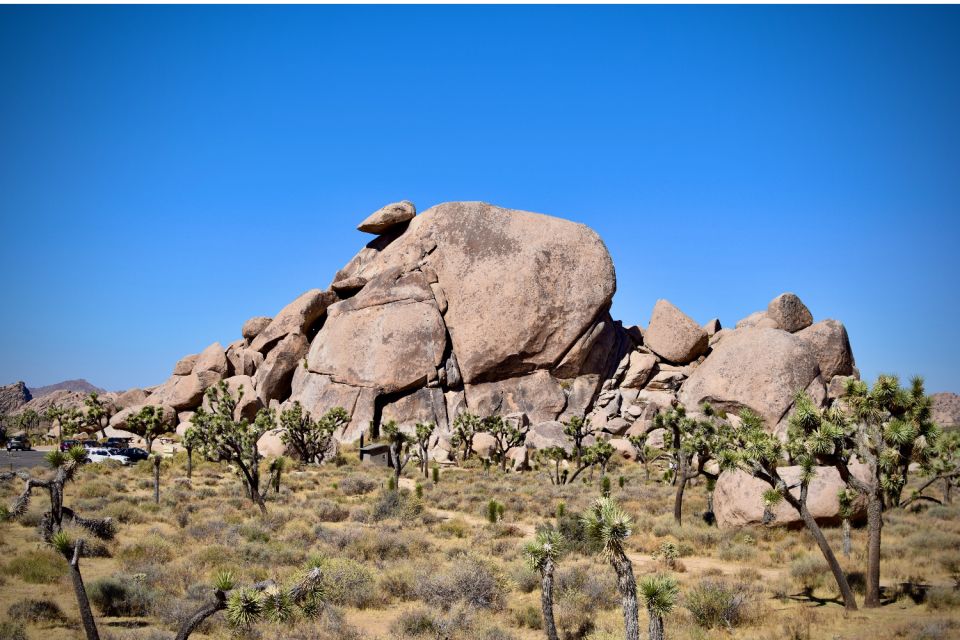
[0,382,32,414]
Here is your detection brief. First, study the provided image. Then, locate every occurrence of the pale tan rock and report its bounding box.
[242,316,272,341]
[251,289,337,353]
[506,446,529,471]
[703,318,721,336]
[735,311,768,329]
[827,375,856,399]
[173,354,198,376]
[255,333,309,404]
[330,276,367,295]
[257,429,287,457]
[115,388,149,411]
[151,371,222,411]
[714,465,868,529]
[620,352,658,389]
[357,200,416,234]
[472,432,497,459]
[767,293,813,333]
[203,375,261,421]
[381,387,448,432]
[609,438,637,460]
[226,341,264,378]
[796,319,855,379]
[193,342,229,376]
[525,421,571,453]
[644,299,708,364]
[465,370,566,424]
[678,328,820,429]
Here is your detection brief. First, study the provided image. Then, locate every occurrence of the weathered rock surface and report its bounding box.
[465,371,567,425]
[173,354,198,376]
[255,333,309,404]
[767,293,813,333]
[250,289,337,353]
[643,300,708,364]
[714,465,868,528]
[0,382,31,414]
[226,342,264,378]
[932,392,960,427]
[115,388,150,411]
[678,328,820,428]
[357,200,416,234]
[193,342,229,376]
[204,375,261,422]
[796,320,854,379]
[620,353,658,389]
[152,371,222,411]
[242,316,272,341]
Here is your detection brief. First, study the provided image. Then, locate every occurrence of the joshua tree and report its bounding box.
[539,446,569,485]
[638,574,679,640]
[269,456,290,493]
[192,382,275,514]
[904,429,960,506]
[591,440,615,479]
[84,392,115,440]
[412,421,436,478]
[152,454,161,504]
[44,404,85,445]
[627,433,670,482]
[127,405,171,453]
[562,415,597,467]
[174,566,325,640]
[182,426,202,480]
[451,411,482,462]
[824,375,940,607]
[484,415,530,472]
[582,497,640,640]
[279,403,349,464]
[717,406,858,611]
[382,420,414,487]
[2,446,115,541]
[13,409,42,441]
[523,530,564,640]
[656,404,722,526]
[51,532,100,640]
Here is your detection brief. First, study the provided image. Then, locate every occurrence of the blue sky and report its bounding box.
[1,6,958,394]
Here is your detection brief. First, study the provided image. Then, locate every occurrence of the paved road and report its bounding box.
[0,450,47,472]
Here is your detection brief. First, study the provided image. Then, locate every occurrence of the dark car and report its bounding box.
[103,437,133,449]
[117,447,150,462]
[6,437,31,451]
[60,439,83,452]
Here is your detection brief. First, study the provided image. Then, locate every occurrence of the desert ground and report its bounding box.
[1,446,958,640]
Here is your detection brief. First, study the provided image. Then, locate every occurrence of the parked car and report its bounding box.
[86,448,131,465]
[103,437,133,449]
[117,447,150,462]
[60,439,83,452]
[6,437,31,451]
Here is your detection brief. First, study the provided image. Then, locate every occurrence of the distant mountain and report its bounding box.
[27,379,105,398]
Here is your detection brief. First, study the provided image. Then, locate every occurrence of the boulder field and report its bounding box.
[52,201,869,527]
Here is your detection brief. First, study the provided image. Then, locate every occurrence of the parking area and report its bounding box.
[0,450,47,471]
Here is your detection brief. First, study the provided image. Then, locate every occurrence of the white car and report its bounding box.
[86,448,131,466]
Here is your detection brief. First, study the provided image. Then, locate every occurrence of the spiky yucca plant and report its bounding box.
[638,574,679,640]
[523,530,564,640]
[582,497,640,640]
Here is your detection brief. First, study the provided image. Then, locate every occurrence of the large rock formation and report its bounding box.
[0,382,32,414]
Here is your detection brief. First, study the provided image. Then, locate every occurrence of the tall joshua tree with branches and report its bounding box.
[717,406,858,611]
[192,382,275,514]
[656,404,722,525]
[523,530,564,640]
[279,403,348,464]
[484,415,530,472]
[562,415,596,467]
[582,497,640,640]
[182,426,202,480]
[815,375,939,607]
[2,446,115,542]
[451,411,482,462]
[412,421,436,478]
[382,420,414,487]
[84,392,115,440]
[638,574,679,640]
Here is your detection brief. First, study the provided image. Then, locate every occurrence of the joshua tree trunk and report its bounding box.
[865,491,883,607]
[673,468,688,526]
[610,552,640,640]
[785,489,858,611]
[186,447,193,480]
[647,606,665,640]
[66,540,101,640]
[540,557,559,640]
[842,518,852,558]
[153,456,160,504]
[946,479,954,504]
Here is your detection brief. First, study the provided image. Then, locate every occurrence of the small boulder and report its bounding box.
[173,354,198,376]
[643,299,708,364]
[609,438,637,460]
[472,432,497,459]
[735,311,769,329]
[357,200,416,234]
[525,421,571,453]
[796,319,855,379]
[242,316,272,342]
[226,342,264,378]
[193,342,229,376]
[767,293,813,333]
[620,352,658,389]
[330,276,368,295]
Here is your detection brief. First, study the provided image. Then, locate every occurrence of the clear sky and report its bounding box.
[1,6,958,394]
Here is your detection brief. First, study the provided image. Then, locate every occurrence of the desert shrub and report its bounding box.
[477,628,518,640]
[2,549,66,584]
[416,555,507,611]
[927,587,960,611]
[117,535,175,571]
[790,555,828,594]
[379,565,418,601]
[0,621,26,640]
[316,557,376,608]
[7,598,67,623]
[555,562,617,610]
[88,576,154,616]
[555,590,596,639]
[512,603,542,630]
[510,563,539,594]
[437,517,469,539]
[555,512,600,555]
[340,474,377,496]
[315,499,349,522]
[684,579,750,629]
[392,607,437,637]
[101,501,146,524]
[890,619,958,640]
[238,522,270,543]
[346,529,416,562]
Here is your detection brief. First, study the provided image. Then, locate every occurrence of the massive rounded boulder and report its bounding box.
[643,300,708,364]
[678,327,820,428]
[796,319,854,380]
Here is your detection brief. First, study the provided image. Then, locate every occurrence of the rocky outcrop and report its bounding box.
[250,289,337,353]
[0,382,31,414]
[27,379,104,398]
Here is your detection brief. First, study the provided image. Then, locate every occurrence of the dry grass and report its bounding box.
[0,448,958,639]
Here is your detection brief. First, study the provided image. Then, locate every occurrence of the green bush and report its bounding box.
[789,555,828,594]
[2,549,66,584]
[339,474,376,496]
[511,603,542,630]
[7,598,67,623]
[416,555,506,611]
[88,576,154,617]
[315,499,349,522]
[684,579,750,629]
[317,557,376,608]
